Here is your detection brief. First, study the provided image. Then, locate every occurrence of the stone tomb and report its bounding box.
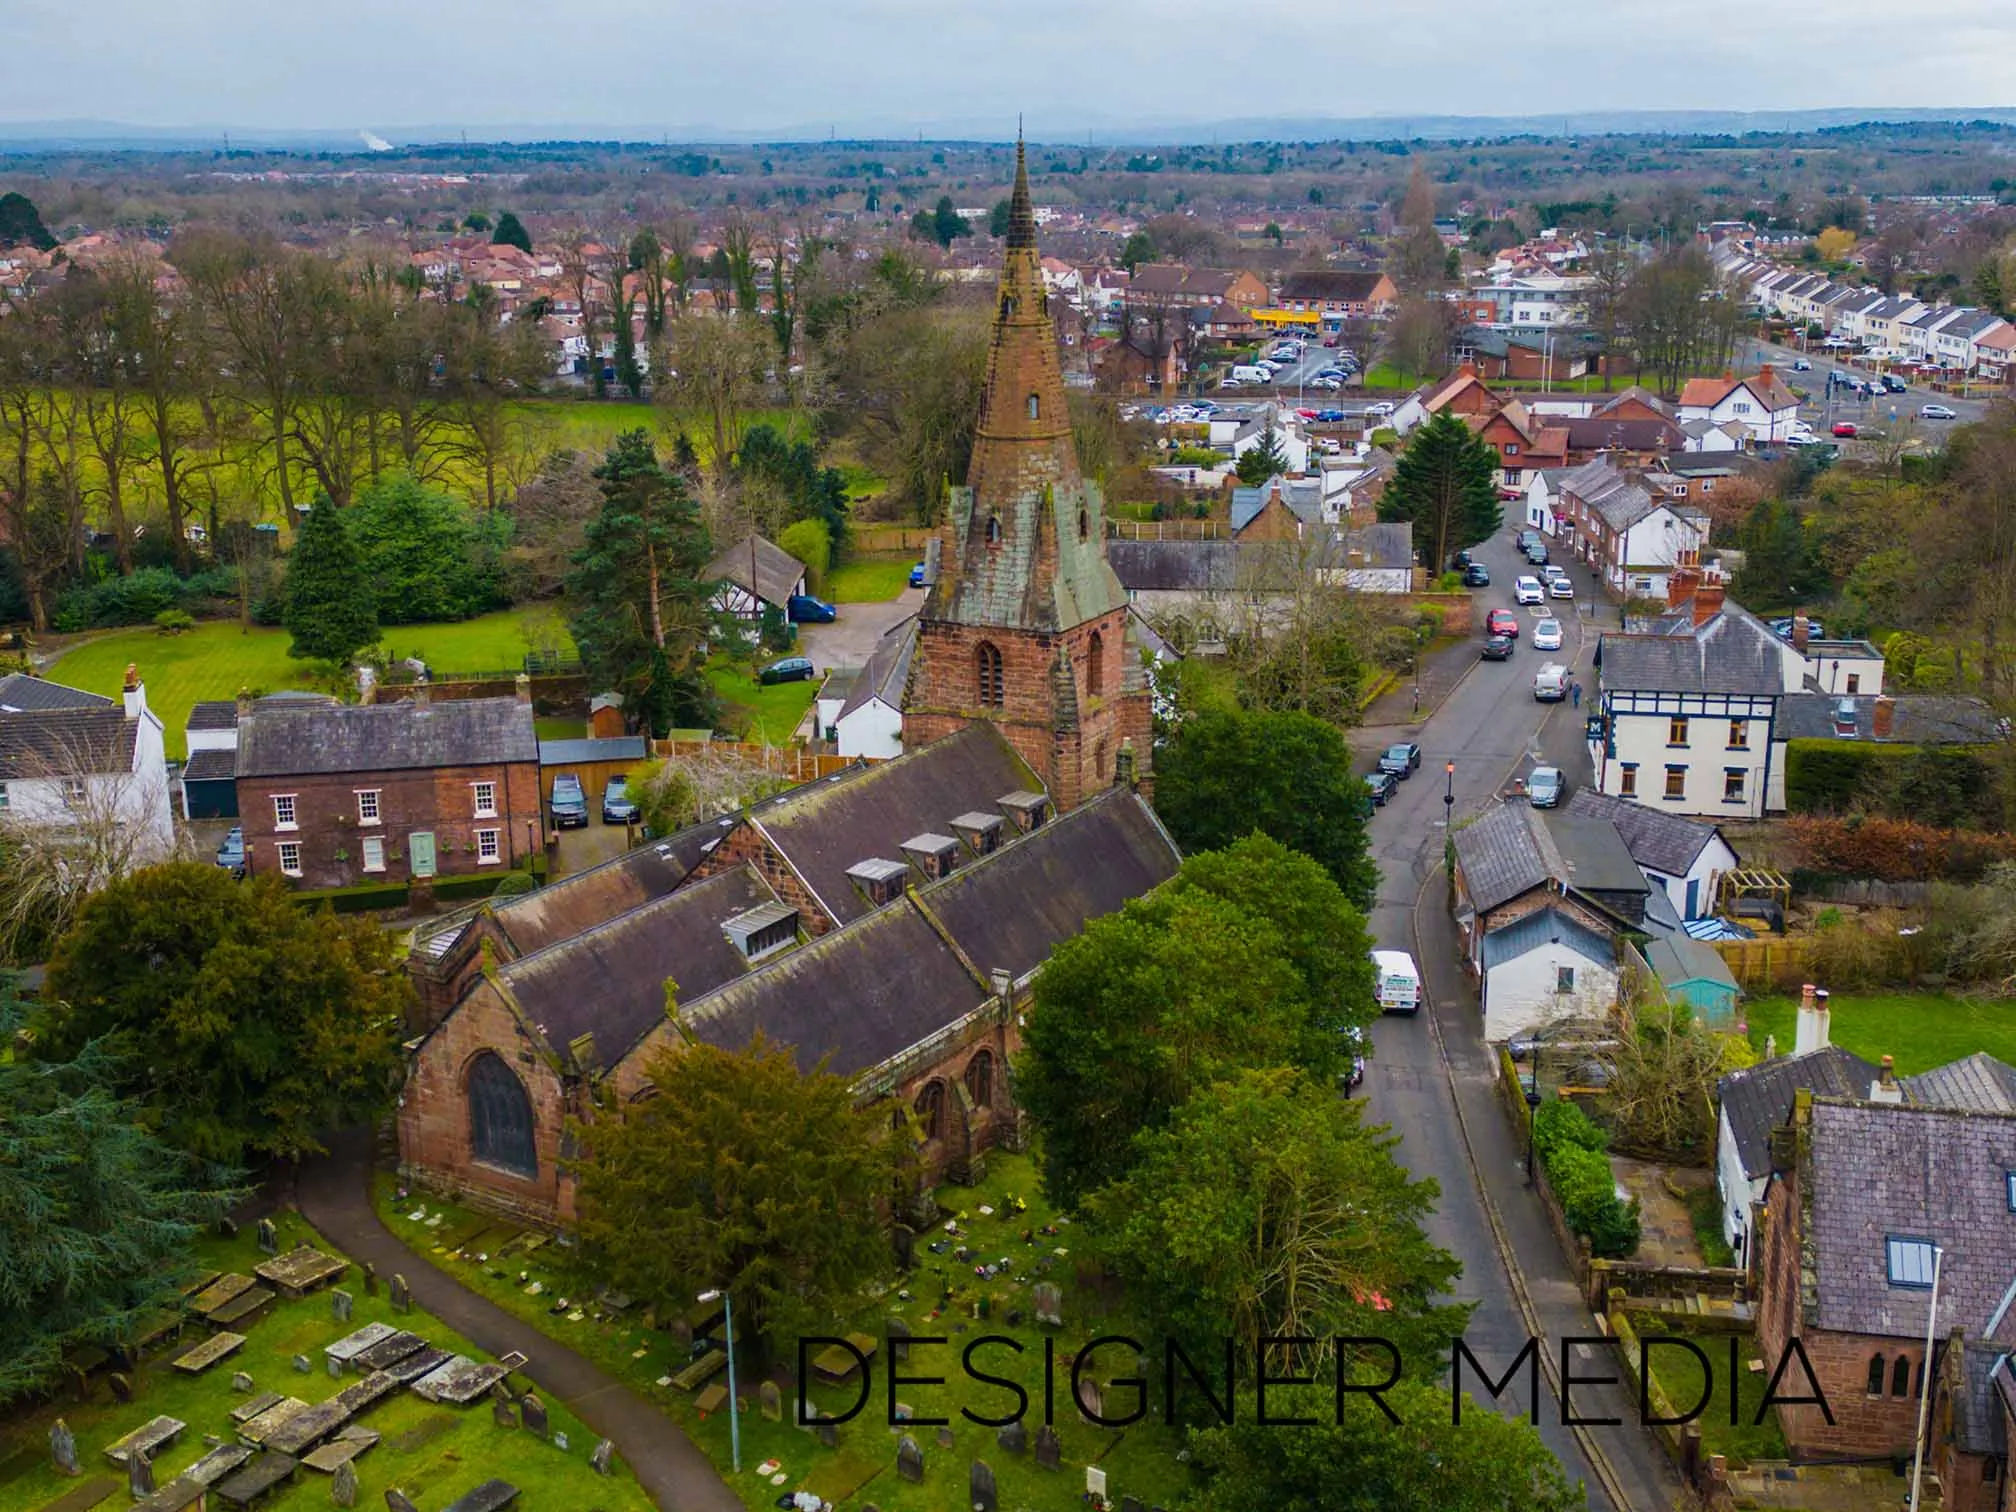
[323,1323,397,1369]
[409,1355,510,1405]
[129,1476,207,1512]
[236,1398,310,1449]
[170,1331,246,1375]
[261,1372,401,1457]
[350,1331,427,1374]
[208,1286,277,1331]
[102,1416,184,1468]
[229,1392,285,1426]
[189,1275,256,1320]
[211,1449,298,1507]
[182,1443,255,1486]
[383,1346,452,1386]
[440,1480,521,1512]
[253,1245,348,1299]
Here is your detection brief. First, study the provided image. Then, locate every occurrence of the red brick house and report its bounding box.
[1123,263,1267,314]
[1755,1094,2016,1504]
[1474,400,1569,488]
[1275,268,1398,320]
[236,688,540,891]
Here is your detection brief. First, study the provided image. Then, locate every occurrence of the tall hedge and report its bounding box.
[1532,1097,1640,1259]
[1784,739,1997,829]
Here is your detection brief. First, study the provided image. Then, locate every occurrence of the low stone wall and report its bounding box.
[1592,1258,1750,1309]
[648,740,862,783]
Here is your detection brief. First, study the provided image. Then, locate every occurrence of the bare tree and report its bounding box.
[658,311,773,481]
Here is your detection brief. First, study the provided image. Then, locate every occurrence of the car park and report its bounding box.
[1532,618,1563,651]
[215,826,246,877]
[1514,576,1545,605]
[1378,742,1423,777]
[601,775,640,825]
[787,593,837,623]
[1463,562,1491,587]
[1365,770,1398,806]
[759,655,816,685]
[549,773,589,830]
[1547,575,1574,599]
[1486,608,1520,638]
[1920,404,1958,420]
[1526,765,1564,808]
[1480,633,1515,660]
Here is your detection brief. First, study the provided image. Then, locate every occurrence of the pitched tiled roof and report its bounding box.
[1806,1100,2016,1338]
[1277,269,1389,303]
[1954,1344,2010,1457]
[1599,619,1786,696]
[1904,1054,2016,1114]
[1643,935,1738,993]
[1542,809,1651,898]
[186,700,241,732]
[840,617,917,721]
[1718,1047,1883,1182]
[1453,802,1553,913]
[0,673,114,713]
[1479,905,1613,970]
[706,535,806,610]
[0,707,140,778]
[1562,417,1683,454]
[491,813,736,957]
[181,747,236,783]
[1564,788,1727,877]
[236,697,538,777]
[1776,693,2003,744]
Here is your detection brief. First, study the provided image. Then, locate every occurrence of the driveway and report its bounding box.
[795,588,923,674]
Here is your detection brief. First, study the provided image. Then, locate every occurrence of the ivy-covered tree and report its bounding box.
[491,210,532,253]
[1378,410,1503,572]
[0,975,241,1405]
[565,430,719,735]
[37,864,408,1165]
[283,497,379,662]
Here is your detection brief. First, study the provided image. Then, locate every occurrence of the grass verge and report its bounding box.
[823,557,916,605]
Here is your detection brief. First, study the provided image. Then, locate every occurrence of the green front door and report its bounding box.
[409,831,437,879]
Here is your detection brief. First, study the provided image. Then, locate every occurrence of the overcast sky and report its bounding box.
[5,0,2014,137]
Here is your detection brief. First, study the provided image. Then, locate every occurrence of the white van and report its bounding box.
[1227,364,1270,385]
[1533,663,1569,702]
[1371,949,1422,1016]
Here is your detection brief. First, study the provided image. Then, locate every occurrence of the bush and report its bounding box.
[1533,1098,1639,1258]
[776,519,831,592]
[153,609,195,635]
[50,566,239,632]
[1786,815,2016,882]
[1784,740,1996,828]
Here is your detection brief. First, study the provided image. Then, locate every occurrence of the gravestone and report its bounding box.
[256,1218,279,1255]
[231,1372,256,1393]
[590,1439,615,1476]
[49,1418,79,1476]
[294,1354,312,1374]
[518,1393,548,1438]
[936,1425,954,1450]
[553,1431,569,1451]
[219,1217,239,1239]
[896,1435,925,1483]
[970,1458,998,1512]
[331,1289,354,1324]
[362,1264,377,1298]
[108,1373,133,1404]
[389,1274,411,1313]
[1120,1498,1144,1512]
[886,1317,911,1362]
[759,1381,782,1422]
[892,1223,915,1269]
[492,1396,517,1430]
[332,1460,359,1507]
[385,1492,420,1512]
[329,1354,344,1378]
[996,1420,1026,1456]
[815,1420,838,1449]
[1075,1376,1103,1421]
[1031,1282,1062,1327]
[128,1445,153,1499]
[1034,1425,1061,1470]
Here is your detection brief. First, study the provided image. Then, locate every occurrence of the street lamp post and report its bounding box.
[1524,1058,1543,1187]
[1443,761,1455,829]
[698,1288,741,1472]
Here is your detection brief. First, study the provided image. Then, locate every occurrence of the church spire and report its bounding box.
[1005,131,1037,251]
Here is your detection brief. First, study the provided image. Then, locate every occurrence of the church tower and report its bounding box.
[901,137,1152,810]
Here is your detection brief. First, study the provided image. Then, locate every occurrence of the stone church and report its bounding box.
[393,163,1178,1227]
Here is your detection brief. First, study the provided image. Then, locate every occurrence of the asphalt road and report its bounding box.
[1353,528,1678,1510]
[1740,335,1993,435]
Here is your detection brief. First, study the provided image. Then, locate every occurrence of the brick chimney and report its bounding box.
[1792,611,1810,653]
[1872,694,1895,739]
[1794,983,1832,1056]
[1667,562,1702,610]
[1691,576,1726,627]
[121,663,146,720]
[235,685,254,721]
[1758,362,1776,386]
[515,673,533,706]
[1870,1054,1904,1104]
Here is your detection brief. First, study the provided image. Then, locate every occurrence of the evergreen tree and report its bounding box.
[566,431,719,736]
[0,975,241,1406]
[346,474,508,626]
[491,210,532,253]
[0,190,57,251]
[1378,410,1503,572]
[1732,496,1822,607]
[989,198,1013,239]
[1235,422,1290,485]
[283,498,379,662]
[1119,231,1158,273]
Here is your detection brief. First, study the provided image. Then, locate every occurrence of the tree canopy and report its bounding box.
[1378,410,1503,572]
[1153,709,1378,912]
[491,211,532,253]
[910,196,973,249]
[346,473,508,626]
[570,1034,894,1358]
[37,863,408,1164]
[0,191,56,251]
[283,497,379,662]
[1234,423,1290,486]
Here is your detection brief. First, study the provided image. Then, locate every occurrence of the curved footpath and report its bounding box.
[296,1128,743,1512]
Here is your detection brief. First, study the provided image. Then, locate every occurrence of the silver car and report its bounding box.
[1527,766,1564,808]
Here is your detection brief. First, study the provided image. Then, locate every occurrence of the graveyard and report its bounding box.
[0,1209,653,1512]
[378,1153,1198,1511]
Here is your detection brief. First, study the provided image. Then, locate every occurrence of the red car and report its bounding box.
[1831,422,1858,438]
[1486,608,1520,639]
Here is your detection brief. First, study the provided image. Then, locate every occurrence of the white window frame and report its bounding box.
[360,835,386,874]
[476,828,502,865]
[472,781,498,819]
[273,793,298,831]
[356,789,381,826]
[277,840,303,878]
[63,778,88,807]
[1886,1237,1937,1289]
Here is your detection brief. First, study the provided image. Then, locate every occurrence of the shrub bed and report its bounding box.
[1532,1098,1641,1259]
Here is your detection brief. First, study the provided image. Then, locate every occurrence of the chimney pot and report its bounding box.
[1792,611,1810,653]
[123,662,139,692]
[1872,694,1896,739]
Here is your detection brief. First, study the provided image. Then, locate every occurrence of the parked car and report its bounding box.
[550,773,589,830]
[1920,404,1958,420]
[759,655,816,685]
[1364,770,1399,806]
[1791,357,1813,371]
[1379,742,1423,778]
[1453,549,1472,568]
[1831,421,1859,438]
[1372,949,1422,1015]
[1883,375,1908,394]
[601,776,640,825]
[215,826,246,877]
[1532,663,1570,703]
[1463,562,1491,587]
[1364,401,1396,417]
[1526,765,1564,808]
[1532,618,1563,652]
[1514,576,1545,605]
[1480,633,1515,661]
[1340,1025,1367,1092]
[787,593,838,623]
[1523,541,1550,566]
[908,561,928,587]
[1515,529,1541,550]
[1486,608,1520,638]
[1548,575,1575,600]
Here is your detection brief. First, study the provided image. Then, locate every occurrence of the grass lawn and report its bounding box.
[0,1207,650,1512]
[704,657,818,745]
[377,1152,1198,1512]
[45,612,573,760]
[1357,363,1433,393]
[1742,992,2016,1075]
[1644,1325,1787,1467]
[823,556,916,604]
[534,717,588,741]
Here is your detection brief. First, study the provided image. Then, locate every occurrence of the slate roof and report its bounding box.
[1806,1100,2016,1338]
[181,748,236,783]
[1277,269,1390,303]
[1954,1345,2010,1457]
[1564,788,1727,877]
[1559,458,1660,532]
[1717,1047,1882,1182]
[1543,809,1653,900]
[1599,617,1787,696]
[1776,693,2003,745]
[0,706,140,778]
[751,724,1040,928]
[499,864,776,1069]
[236,697,538,778]
[1230,477,1323,531]
[0,673,114,713]
[1479,905,1613,970]
[1108,539,1242,593]
[490,814,736,957]
[1904,1054,2016,1115]
[187,700,240,732]
[1452,802,1553,913]
[1643,935,1739,993]
[537,736,648,766]
[1562,417,1683,455]
[840,617,917,720]
[706,535,807,610]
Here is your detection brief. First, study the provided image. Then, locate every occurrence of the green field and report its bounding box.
[1743,992,2016,1074]
[45,612,572,760]
[376,1152,1198,1512]
[823,556,916,604]
[0,1208,651,1512]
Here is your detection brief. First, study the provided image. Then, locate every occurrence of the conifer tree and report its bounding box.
[491,210,532,253]
[1378,410,1503,571]
[283,497,379,662]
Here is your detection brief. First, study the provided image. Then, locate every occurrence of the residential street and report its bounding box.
[1355,525,1678,1512]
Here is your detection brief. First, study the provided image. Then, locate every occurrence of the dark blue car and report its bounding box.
[909,561,928,588]
[787,593,837,623]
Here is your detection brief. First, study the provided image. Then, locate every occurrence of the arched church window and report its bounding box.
[914,1080,945,1142]
[976,642,1005,707]
[1085,631,1105,697]
[467,1051,537,1177]
[986,513,1002,546]
[1078,506,1090,541]
[964,1051,994,1108]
